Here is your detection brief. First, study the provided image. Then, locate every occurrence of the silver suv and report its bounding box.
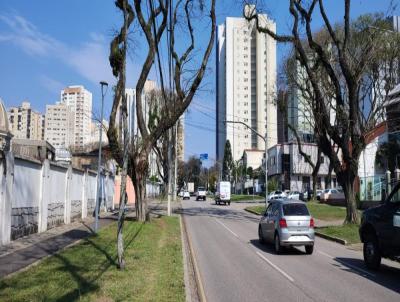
[258,199,315,254]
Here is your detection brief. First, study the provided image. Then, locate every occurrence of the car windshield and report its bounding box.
[275,191,282,194]
[283,203,310,216]
[198,187,205,191]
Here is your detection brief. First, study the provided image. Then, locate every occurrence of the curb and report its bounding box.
[315,231,347,245]
[181,214,207,302]
[244,208,262,216]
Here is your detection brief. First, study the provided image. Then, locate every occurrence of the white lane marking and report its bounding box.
[256,251,295,282]
[215,219,239,238]
[317,250,376,277]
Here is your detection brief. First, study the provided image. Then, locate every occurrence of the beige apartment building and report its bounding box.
[45,102,74,149]
[8,102,45,140]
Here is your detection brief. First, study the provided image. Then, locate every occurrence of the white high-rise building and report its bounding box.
[45,102,74,149]
[216,12,277,162]
[60,85,92,151]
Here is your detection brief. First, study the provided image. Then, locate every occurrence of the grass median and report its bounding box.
[245,201,352,221]
[244,202,361,244]
[316,224,361,244]
[0,216,184,302]
[231,194,264,202]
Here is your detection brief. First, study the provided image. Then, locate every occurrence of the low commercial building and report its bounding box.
[267,142,337,192]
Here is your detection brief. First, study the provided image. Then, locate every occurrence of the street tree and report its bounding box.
[245,1,400,224]
[108,0,216,267]
[222,140,234,181]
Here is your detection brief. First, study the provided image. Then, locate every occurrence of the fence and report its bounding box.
[0,152,115,245]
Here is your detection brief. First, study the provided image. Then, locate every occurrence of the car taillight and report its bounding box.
[310,218,315,228]
[279,218,287,228]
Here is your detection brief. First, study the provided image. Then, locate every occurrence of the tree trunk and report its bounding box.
[342,174,359,224]
[117,146,129,269]
[132,153,149,222]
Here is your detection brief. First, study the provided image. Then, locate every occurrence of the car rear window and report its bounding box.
[283,204,309,216]
[198,187,205,191]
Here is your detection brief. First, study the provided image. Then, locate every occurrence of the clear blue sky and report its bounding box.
[0,1,398,166]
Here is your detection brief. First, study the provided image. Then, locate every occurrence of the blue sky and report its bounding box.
[0,0,398,166]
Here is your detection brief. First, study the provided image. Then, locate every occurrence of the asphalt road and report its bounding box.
[182,198,400,302]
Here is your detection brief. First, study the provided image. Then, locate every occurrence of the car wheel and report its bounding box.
[305,245,314,255]
[228,202,231,205]
[363,235,381,270]
[258,225,265,244]
[274,233,282,254]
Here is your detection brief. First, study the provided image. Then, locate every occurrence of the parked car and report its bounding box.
[196,186,207,201]
[178,190,184,198]
[316,190,323,200]
[288,191,301,200]
[215,181,231,205]
[359,183,400,270]
[268,190,287,201]
[182,191,190,200]
[320,188,345,203]
[258,199,315,254]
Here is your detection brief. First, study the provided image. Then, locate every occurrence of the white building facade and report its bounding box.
[45,102,74,149]
[60,86,92,151]
[216,13,277,162]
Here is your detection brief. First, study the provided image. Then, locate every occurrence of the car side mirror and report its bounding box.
[263,211,268,217]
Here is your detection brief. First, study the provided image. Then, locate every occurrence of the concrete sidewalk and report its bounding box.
[0,213,118,279]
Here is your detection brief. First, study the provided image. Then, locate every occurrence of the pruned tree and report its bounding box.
[108,0,216,223]
[245,1,400,224]
[108,0,134,270]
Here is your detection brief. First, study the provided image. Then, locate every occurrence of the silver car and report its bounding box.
[258,199,315,254]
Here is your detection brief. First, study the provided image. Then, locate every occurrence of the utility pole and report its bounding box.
[173,122,178,201]
[167,127,173,216]
[225,120,268,207]
[95,81,108,233]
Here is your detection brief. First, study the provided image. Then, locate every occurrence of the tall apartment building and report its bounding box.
[60,85,92,151]
[287,61,315,143]
[117,80,185,176]
[45,102,74,149]
[8,101,45,140]
[216,11,277,162]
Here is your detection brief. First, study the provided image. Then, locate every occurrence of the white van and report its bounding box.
[215,181,231,205]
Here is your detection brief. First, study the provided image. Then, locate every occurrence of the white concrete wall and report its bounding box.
[11,158,42,239]
[0,154,115,245]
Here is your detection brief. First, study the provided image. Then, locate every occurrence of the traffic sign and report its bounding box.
[200,153,208,161]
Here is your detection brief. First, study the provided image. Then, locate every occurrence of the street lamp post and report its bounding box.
[95,81,108,233]
[224,120,268,207]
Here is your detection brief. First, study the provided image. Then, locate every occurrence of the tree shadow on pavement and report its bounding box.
[176,206,261,223]
[249,239,307,256]
[333,257,400,294]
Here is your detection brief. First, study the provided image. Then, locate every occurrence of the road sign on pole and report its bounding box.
[200,153,208,161]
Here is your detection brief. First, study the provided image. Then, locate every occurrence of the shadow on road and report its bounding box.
[176,205,261,223]
[249,239,307,256]
[333,257,400,294]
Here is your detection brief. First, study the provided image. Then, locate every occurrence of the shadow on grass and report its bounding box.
[0,216,146,301]
[44,219,145,301]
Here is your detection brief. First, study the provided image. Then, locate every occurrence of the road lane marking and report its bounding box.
[317,250,376,277]
[214,219,239,238]
[255,251,295,282]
